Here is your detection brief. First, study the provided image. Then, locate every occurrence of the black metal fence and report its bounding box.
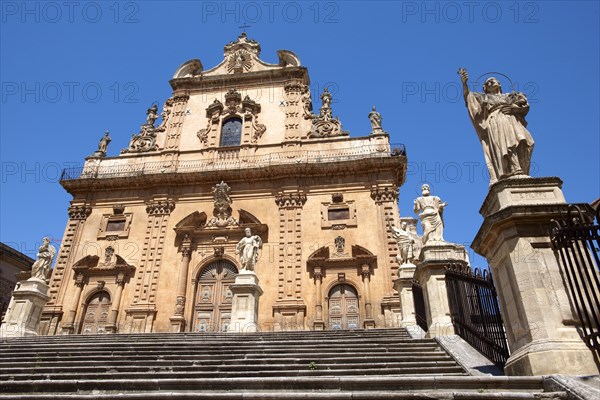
[411,279,428,332]
[445,264,510,368]
[551,205,600,360]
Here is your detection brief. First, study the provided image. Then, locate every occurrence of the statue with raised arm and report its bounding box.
[458,68,534,184]
[387,218,415,265]
[235,228,262,272]
[414,184,447,245]
[30,237,57,281]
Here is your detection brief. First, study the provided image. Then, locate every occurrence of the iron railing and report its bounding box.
[60,143,406,181]
[551,205,600,360]
[445,264,510,368]
[412,279,428,332]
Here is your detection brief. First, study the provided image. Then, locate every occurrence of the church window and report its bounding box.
[220,117,242,147]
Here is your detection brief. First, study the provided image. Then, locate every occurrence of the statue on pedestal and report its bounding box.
[414,184,447,245]
[90,131,111,157]
[30,237,56,281]
[235,228,262,272]
[458,68,534,184]
[387,218,415,265]
[369,106,383,133]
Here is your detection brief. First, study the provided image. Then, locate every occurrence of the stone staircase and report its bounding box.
[0,328,569,399]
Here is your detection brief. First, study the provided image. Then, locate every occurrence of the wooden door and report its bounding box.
[328,284,359,330]
[193,260,237,332]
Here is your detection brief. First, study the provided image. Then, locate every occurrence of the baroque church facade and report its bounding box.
[41,34,410,335]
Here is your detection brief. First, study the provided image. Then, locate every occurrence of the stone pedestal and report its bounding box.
[472,177,599,376]
[414,243,468,338]
[229,272,263,333]
[394,263,417,327]
[0,278,50,338]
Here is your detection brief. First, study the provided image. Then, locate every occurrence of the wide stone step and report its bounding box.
[0,391,569,400]
[0,365,467,381]
[0,376,549,393]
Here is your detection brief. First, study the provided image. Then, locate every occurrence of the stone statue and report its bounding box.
[369,106,383,132]
[146,103,159,127]
[414,184,447,245]
[387,218,415,265]
[235,228,262,272]
[320,87,332,109]
[458,68,535,184]
[30,237,57,281]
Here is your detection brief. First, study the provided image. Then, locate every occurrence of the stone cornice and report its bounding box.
[61,156,406,194]
[169,67,309,92]
[146,200,176,216]
[471,202,594,255]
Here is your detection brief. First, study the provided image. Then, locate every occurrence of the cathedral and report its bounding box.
[42,34,409,335]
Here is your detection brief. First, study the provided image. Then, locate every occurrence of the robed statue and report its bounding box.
[458,68,534,184]
[235,228,262,272]
[387,218,415,265]
[30,237,57,281]
[414,184,447,245]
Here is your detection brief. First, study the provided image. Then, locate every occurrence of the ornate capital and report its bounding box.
[74,273,86,288]
[275,193,307,208]
[370,187,399,203]
[146,200,175,216]
[313,267,323,281]
[68,205,92,220]
[181,246,191,258]
[361,264,371,279]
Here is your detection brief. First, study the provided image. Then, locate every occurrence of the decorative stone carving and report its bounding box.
[206,181,239,227]
[301,85,314,119]
[332,193,343,203]
[146,200,175,216]
[309,88,346,138]
[369,106,384,134]
[387,218,415,266]
[225,88,242,114]
[235,227,263,272]
[174,296,185,316]
[370,187,398,203]
[332,236,350,258]
[90,131,111,157]
[68,205,92,220]
[458,68,534,184]
[155,98,174,132]
[121,104,160,154]
[224,33,260,74]
[275,193,307,208]
[31,237,57,281]
[413,184,447,245]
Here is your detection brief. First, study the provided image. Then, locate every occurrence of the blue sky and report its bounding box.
[1,1,599,269]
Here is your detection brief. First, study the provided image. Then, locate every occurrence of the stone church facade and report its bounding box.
[41,34,408,335]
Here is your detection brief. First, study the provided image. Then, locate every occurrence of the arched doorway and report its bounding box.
[192,260,238,333]
[328,284,359,330]
[79,291,111,334]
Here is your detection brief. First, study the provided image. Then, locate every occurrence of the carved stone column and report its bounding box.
[42,204,91,335]
[472,177,599,375]
[313,267,324,330]
[371,186,401,327]
[106,272,126,333]
[60,273,86,335]
[273,192,307,331]
[125,199,175,333]
[170,236,192,332]
[361,264,375,329]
